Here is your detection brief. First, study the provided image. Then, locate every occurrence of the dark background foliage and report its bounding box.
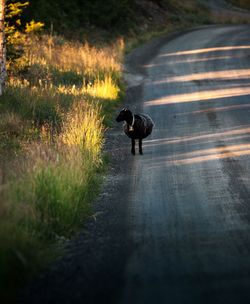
[21,0,137,32]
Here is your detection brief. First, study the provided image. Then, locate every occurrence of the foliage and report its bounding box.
[21,0,136,33]
[5,1,44,71]
[229,0,250,9]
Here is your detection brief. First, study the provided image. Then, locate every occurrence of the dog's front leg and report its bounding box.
[139,139,143,155]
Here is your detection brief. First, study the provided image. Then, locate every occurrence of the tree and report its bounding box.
[1,1,44,78]
[0,0,6,95]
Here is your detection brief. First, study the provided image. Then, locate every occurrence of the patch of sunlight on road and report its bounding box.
[155,69,250,84]
[144,55,241,67]
[145,87,250,106]
[176,104,250,116]
[170,149,250,166]
[145,126,250,146]
[159,45,250,57]
[170,143,250,159]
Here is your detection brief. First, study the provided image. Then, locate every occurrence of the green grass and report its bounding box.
[11,147,102,239]
[0,223,53,304]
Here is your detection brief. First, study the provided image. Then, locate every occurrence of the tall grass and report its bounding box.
[23,35,123,82]
[11,102,103,237]
[0,34,123,301]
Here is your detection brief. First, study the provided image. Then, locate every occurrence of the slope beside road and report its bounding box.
[200,0,250,21]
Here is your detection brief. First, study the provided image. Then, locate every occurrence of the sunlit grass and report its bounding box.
[57,75,120,100]
[85,76,120,100]
[24,35,123,81]
[60,102,104,158]
[8,101,104,238]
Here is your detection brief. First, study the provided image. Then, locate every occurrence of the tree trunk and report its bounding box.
[0,0,6,95]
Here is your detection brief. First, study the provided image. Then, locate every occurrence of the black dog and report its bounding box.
[116,108,154,155]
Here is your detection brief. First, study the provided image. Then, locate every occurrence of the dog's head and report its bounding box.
[116,108,132,122]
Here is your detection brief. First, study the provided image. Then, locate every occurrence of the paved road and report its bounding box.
[120,25,250,304]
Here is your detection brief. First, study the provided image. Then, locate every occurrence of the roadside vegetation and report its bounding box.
[0,3,123,301]
[1,36,123,302]
[229,0,250,10]
[1,0,249,302]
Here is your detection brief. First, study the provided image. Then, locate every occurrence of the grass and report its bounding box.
[0,33,123,302]
[12,101,104,236]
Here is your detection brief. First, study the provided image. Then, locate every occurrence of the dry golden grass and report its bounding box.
[26,35,124,79]
[57,75,120,100]
[60,101,104,159]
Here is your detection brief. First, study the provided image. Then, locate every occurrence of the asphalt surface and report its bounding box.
[20,25,250,304]
[121,25,250,304]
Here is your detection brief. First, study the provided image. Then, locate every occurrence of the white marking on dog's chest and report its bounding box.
[128,115,135,132]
